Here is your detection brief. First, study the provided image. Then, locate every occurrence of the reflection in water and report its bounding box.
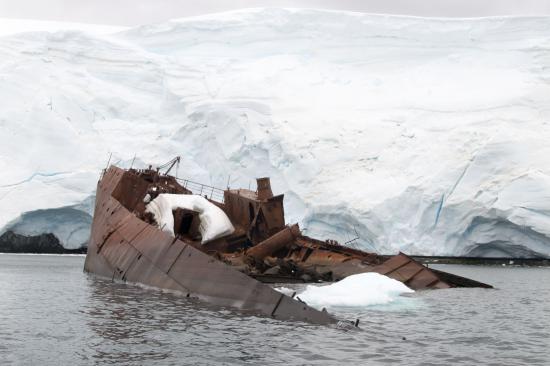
[82,276,289,365]
[0,254,549,366]
[85,277,181,364]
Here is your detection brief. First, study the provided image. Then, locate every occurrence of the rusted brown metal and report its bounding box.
[367,252,493,289]
[246,224,300,261]
[85,166,337,325]
[85,160,491,325]
[256,177,273,200]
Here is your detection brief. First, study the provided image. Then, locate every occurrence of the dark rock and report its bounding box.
[0,231,87,254]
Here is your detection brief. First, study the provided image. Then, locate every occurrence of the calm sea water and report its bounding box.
[0,254,548,366]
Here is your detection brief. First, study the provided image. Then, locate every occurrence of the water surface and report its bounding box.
[0,254,548,365]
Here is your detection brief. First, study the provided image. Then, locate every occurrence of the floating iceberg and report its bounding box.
[292,272,414,308]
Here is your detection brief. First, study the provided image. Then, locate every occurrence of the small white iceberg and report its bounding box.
[293,272,414,308]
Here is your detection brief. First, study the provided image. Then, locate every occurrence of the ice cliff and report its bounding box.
[1,9,549,256]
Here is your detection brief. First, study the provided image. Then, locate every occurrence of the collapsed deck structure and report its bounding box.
[84,159,491,325]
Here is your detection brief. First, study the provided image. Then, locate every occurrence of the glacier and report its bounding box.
[1,8,550,256]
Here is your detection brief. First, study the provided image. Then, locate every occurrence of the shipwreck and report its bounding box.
[84,157,491,325]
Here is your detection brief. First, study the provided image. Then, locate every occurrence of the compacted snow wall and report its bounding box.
[1,9,550,256]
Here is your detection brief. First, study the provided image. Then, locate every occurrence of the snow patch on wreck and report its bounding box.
[145,193,234,243]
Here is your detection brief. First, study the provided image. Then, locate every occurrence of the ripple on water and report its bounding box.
[0,255,549,365]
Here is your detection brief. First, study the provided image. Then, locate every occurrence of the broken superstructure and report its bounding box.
[84,159,491,325]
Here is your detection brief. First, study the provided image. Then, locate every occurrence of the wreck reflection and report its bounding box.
[83,276,176,364]
[82,275,289,365]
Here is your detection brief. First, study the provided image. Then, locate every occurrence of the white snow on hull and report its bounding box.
[1,8,549,256]
[145,194,235,243]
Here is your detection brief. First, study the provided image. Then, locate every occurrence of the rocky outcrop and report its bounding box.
[0,231,87,254]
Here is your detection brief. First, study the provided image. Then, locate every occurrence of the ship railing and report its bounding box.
[176,178,225,203]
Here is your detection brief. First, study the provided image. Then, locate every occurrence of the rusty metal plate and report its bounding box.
[368,253,492,289]
[116,215,151,244]
[273,295,335,324]
[301,250,354,266]
[99,232,128,266]
[385,261,425,283]
[128,224,176,265]
[406,269,440,289]
[370,253,412,275]
[156,239,188,274]
[123,252,188,292]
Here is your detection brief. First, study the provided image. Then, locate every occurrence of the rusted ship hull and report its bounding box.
[85,163,491,325]
[85,166,337,325]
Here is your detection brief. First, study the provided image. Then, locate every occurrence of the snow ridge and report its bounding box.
[1,8,550,256]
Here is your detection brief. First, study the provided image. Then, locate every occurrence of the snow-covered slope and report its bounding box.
[1,9,550,256]
[0,18,127,36]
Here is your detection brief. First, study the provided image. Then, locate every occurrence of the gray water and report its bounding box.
[0,254,548,366]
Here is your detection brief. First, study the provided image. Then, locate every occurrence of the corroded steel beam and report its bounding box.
[246,224,300,261]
